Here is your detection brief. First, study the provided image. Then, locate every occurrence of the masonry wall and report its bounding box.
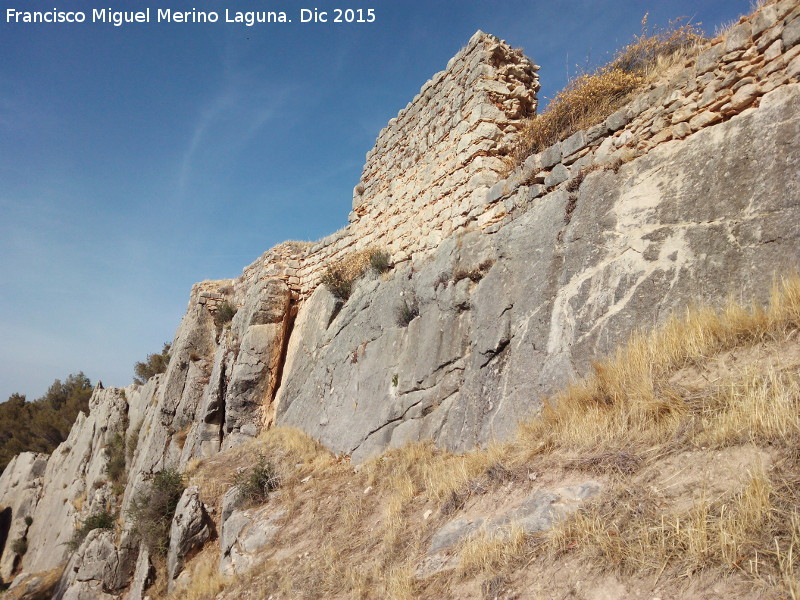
[220,0,799,314]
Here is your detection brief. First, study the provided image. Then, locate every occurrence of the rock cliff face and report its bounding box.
[1,0,799,594]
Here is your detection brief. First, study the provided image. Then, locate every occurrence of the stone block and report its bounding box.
[544,164,569,188]
[784,16,800,49]
[540,142,562,168]
[689,110,722,131]
[725,23,753,53]
[561,130,587,158]
[752,5,779,37]
[696,45,724,74]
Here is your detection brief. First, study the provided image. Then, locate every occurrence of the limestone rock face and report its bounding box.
[166,486,211,585]
[54,529,138,600]
[0,452,48,580]
[1,3,799,594]
[220,501,285,575]
[22,387,130,574]
[276,83,800,461]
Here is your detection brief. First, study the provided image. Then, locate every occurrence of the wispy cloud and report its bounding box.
[177,68,295,195]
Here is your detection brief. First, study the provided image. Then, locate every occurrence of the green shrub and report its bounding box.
[396,297,419,327]
[105,433,127,484]
[0,373,92,473]
[11,537,27,556]
[133,343,171,385]
[369,249,391,274]
[234,454,281,506]
[66,511,115,551]
[127,423,141,459]
[127,469,184,556]
[24,516,33,527]
[214,301,237,327]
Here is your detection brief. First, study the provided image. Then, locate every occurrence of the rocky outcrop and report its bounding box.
[0,452,48,581]
[166,487,211,586]
[21,386,129,574]
[0,0,798,593]
[275,84,800,460]
[275,3,800,460]
[54,529,137,600]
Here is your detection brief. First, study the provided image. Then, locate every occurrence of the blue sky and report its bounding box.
[1,0,753,401]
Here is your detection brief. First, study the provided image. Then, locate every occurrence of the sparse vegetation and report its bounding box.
[453,259,495,284]
[128,469,185,556]
[66,511,115,551]
[395,296,419,327]
[11,538,27,556]
[134,343,171,385]
[104,432,127,484]
[233,453,281,506]
[511,15,704,164]
[369,249,392,274]
[214,302,237,327]
[0,372,93,473]
[320,247,392,301]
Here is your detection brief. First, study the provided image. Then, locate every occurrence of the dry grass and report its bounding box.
[457,524,528,577]
[0,568,63,600]
[319,247,391,301]
[512,275,800,461]
[165,543,230,600]
[510,15,704,164]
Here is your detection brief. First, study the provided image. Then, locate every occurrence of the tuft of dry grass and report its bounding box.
[458,524,528,577]
[319,247,391,301]
[165,543,230,600]
[510,15,704,164]
[0,568,63,600]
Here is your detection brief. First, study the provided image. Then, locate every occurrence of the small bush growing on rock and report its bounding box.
[321,248,392,302]
[104,433,127,484]
[395,297,419,327]
[24,516,33,527]
[133,343,171,385]
[214,301,237,327]
[66,511,115,551]
[128,469,185,556]
[453,259,495,284]
[369,249,392,274]
[11,537,27,556]
[234,454,281,506]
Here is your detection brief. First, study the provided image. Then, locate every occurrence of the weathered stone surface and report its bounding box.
[544,163,570,187]
[54,529,137,599]
[725,22,753,53]
[21,386,130,575]
[784,15,800,48]
[166,487,211,584]
[277,83,800,461]
[220,504,286,575]
[0,452,48,580]
[123,546,153,600]
[420,481,600,576]
[540,142,562,168]
[2,5,800,593]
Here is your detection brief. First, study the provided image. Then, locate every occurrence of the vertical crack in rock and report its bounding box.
[264,294,299,428]
[217,361,227,444]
